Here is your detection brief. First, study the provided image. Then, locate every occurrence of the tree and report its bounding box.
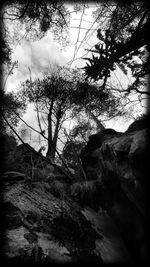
[71,79,124,130]
[62,140,84,171]
[0,1,72,146]
[1,91,27,134]
[61,122,92,180]
[1,1,71,46]
[62,120,95,168]
[0,90,27,174]
[83,1,150,98]
[17,66,77,161]
[70,121,95,142]
[0,26,11,69]
[0,0,71,94]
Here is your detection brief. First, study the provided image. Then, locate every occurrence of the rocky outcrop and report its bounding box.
[1,115,148,264]
[80,115,149,262]
[126,112,150,133]
[2,176,103,264]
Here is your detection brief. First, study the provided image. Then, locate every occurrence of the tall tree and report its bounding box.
[16,65,123,162]
[17,66,76,161]
[0,1,72,143]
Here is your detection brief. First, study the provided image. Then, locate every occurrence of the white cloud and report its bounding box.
[5,6,98,92]
[5,32,67,92]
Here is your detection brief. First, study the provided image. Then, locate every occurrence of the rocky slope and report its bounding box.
[1,114,148,264]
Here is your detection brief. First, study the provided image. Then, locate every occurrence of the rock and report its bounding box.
[2,178,102,263]
[81,207,131,263]
[129,129,147,157]
[126,112,150,133]
[80,123,147,262]
[80,129,115,159]
[2,117,148,263]
[88,128,117,149]
[129,129,148,175]
[80,128,123,172]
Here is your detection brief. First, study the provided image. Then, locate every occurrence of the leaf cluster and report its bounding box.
[72,79,121,118]
[70,121,93,140]
[83,1,150,88]
[2,91,27,126]
[18,67,77,119]
[62,140,84,169]
[0,28,12,67]
[4,1,70,46]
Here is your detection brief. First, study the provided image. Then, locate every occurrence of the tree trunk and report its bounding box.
[46,107,62,162]
[46,100,54,160]
[46,114,54,161]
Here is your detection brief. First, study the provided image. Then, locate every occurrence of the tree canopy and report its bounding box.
[17,64,124,161]
[1,1,70,43]
[72,79,122,122]
[17,66,76,160]
[1,1,149,169]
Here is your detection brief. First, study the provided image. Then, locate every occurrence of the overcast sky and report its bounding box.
[4,3,145,151]
[5,4,98,92]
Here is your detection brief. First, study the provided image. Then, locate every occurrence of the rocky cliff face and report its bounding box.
[1,115,148,264]
[80,115,148,262]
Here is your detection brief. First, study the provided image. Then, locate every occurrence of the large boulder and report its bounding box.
[126,112,150,133]
[80,117,148,262]
[2,176,103,264]
[2,115,148,263]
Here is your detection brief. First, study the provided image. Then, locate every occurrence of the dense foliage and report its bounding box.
[83,2,150,97]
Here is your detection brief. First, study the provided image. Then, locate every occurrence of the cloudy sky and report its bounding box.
[5,4,99,92]
[3,3,145,151]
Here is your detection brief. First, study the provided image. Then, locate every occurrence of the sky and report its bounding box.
[3,3,146,152]
[4,4,98,92]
